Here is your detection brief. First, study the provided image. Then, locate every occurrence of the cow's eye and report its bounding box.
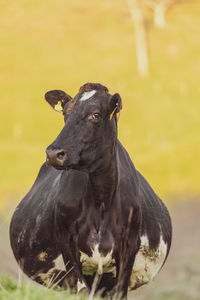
[92,113,101,120]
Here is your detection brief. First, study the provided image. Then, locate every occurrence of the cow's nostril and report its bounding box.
[46,148,67,167]
[56,150,66,161]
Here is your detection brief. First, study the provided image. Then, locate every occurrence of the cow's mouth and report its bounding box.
[46,158,88,173]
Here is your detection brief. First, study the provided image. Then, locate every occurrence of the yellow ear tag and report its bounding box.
[54,101,63,112]
[110,106,117,120]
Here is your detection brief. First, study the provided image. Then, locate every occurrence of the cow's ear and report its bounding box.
[45,90,72,112]
[109,93,122,120]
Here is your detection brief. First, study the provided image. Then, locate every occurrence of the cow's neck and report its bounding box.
[89,148,118,210]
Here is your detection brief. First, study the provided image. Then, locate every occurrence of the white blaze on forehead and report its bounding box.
[79,90,96,102]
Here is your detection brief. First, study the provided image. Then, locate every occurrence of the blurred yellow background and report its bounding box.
[1,0,200,214]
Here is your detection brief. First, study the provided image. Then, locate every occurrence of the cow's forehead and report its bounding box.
[79,82,108,93]
[79,90,97,102]
[77,82,109,104]
[66,83,110,115]
[66,90,106,115]
[76,89,110,106]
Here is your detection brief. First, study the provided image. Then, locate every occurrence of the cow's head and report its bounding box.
[45,83,122,173]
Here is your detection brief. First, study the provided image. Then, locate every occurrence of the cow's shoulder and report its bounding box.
[19,164,89,211]
[55,170,89,216]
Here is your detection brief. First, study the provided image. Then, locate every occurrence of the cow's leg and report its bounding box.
[59,233,89,294]
[83,273,116,298]
[111,254,136,299]
[111,207,141,300]
[60,253,79,293]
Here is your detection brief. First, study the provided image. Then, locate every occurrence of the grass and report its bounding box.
[0,273,88,300]
[0,0,200,212]
[1,257,200,300]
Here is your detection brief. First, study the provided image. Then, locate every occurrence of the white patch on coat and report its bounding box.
[79,90,96,102]
[35,255,66,287]
[37,251,48,262]
[53,254,66,271]
[129,235,167,290]
[17,220,30,244]
[77,279,87,292]
[80,244,115,275]
[29,215,42,249]
[17,229,26,243]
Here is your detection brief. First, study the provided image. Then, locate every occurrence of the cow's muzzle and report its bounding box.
[46,148,67,168]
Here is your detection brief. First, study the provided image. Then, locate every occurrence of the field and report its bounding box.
[0,0,200,299]
[0,274,88,300]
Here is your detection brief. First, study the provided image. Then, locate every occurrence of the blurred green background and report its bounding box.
[0,1,200,298]
[1,0,199,213]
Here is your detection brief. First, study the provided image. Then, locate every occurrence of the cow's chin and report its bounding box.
[53,165,67,171]
[46,156,92,173]
[52,163,89,173]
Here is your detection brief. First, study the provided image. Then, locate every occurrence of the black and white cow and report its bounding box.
[10,83,172,299]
